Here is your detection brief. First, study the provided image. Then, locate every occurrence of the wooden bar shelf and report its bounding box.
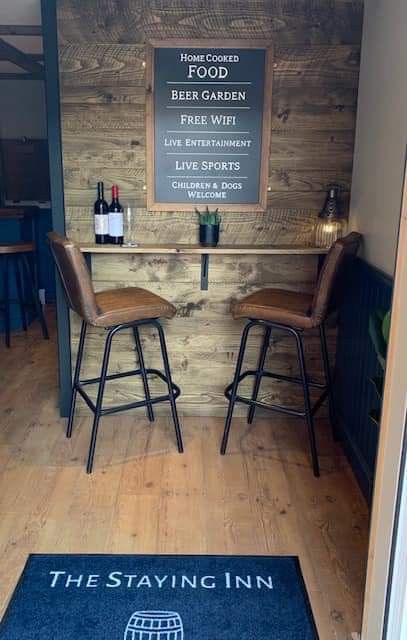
[80,243,327,256]
[80,243,328,290]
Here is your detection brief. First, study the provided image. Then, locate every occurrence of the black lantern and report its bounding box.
[314,185,347,248]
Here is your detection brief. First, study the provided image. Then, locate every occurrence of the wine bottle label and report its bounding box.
[109,212,123,237]
[95,214,108,235]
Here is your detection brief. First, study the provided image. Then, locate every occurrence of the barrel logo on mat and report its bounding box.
[124,611,184,640]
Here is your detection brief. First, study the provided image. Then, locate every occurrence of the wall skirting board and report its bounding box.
[334,257,393,503]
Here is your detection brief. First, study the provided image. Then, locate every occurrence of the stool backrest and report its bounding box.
[48,232,99,324]
[310,231,362,325]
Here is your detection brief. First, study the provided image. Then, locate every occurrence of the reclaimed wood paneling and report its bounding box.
[57,1,364,47]
[66,207,321,246]
[57,0,363,415]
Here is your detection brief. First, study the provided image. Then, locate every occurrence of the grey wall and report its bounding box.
[349,0,407,276]
[0,80,46,138]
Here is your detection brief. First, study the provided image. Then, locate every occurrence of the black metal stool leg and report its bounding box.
[320,323,339,441]
[294,330,320,477]
[133,326,154,422]
[154,320,183,453]
[221,320,253,454]
[14,257,27,331]
[3,256,10,348]
[67,321,87,438]
[86,326,115,474]
[21,253,49,340]
[248,325,271,424]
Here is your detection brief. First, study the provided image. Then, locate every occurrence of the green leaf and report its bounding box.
[382,310,391,346]
[369,408,381,426]
[369,309,387,369]
[368,307,390,428]
[370,375,384,400]
[197,209,221,225]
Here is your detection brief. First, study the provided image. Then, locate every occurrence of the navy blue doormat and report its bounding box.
[0,554,319,639]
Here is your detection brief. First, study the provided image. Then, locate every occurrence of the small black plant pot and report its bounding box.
[199,224,219,247]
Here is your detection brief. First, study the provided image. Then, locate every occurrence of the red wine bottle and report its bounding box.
[94,182,109,244]
[108,184,124,245]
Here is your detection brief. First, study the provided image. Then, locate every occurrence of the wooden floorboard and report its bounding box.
[0,311,369,639]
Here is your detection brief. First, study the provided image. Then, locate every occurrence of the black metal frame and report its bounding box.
[201,254,209,290]
[67,317,183,474]
[220,318,336,477]
[42,0,72,417]
[0,252,49,347]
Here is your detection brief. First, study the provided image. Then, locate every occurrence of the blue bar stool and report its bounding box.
[0,241,49,347]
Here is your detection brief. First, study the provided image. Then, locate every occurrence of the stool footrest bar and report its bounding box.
[80,367,168,386]
[234,369,326,390]
[80,368,141,385]
[76,385,96,413]
[225,387,306,418]
[311,390,329,416]
[225,367,328,418]
[75,377,180,417]
[101,393,175,416]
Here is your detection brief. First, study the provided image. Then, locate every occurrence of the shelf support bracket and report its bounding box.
[84,252,92,276]
[201,254,209,290]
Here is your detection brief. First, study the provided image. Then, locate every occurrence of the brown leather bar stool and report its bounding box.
[48,232,183,473]
[0,242,49,347]
[220,232,362,477]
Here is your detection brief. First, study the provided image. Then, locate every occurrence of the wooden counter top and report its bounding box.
[0,207,37,220]
[79,243,328,255]
[80,243,327,290]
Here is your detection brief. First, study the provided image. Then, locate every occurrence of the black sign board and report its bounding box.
[146,40,273,211]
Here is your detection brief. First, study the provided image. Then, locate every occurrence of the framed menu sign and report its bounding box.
[146,40,273,211]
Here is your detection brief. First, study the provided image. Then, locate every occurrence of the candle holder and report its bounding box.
[314,185,347,248]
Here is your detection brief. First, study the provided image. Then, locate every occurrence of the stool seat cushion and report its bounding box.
[93,286,176,327]
[0,242,34,254]
[232,288,314,329]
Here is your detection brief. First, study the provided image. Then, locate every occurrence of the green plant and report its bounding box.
[368,308,391,425]
[195,206,221,226]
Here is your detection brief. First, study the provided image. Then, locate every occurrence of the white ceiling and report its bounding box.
[0,0,41,26]
[0,0,42,68]
[0,61,25,73]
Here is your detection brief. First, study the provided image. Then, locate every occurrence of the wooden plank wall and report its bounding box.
[57,0,363,415]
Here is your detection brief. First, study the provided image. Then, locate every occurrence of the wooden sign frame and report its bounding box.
[145,39,273,212]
